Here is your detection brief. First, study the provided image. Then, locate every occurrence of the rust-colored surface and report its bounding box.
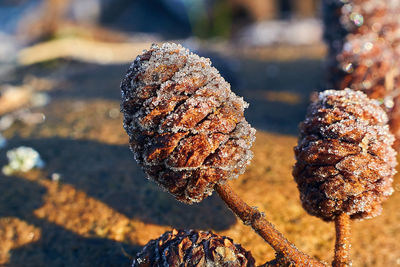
[332,213,351,267]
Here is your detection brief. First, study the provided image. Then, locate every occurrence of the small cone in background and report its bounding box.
[120,43,256,204]
[293,89,397,221]
[322,0,400,149]
[327,33,396,102]
[132,229,255,267]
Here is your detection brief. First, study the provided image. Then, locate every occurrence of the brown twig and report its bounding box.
[332,213,351,267]
[215,183,325,266]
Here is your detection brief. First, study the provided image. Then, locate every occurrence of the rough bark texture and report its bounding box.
[121,43,256,203]
[215,184,326,267]
[332,213,352,267]
[293,89,397,221]
[323,0,400,149]
[132,229,255,267]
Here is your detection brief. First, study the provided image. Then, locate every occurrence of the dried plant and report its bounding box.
[121,43,325,266]
[121,7,400,262]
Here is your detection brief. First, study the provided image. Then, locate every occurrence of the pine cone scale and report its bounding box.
[135,50,222,132]
[122,49,186,113]
[122,46,189,118]
[139,94,189,129]
[336,154,392,183]
[294,165,339,185]
[296,139,361,165]
[166,133,229,168]
[144,131,188,164]
[138,75,215,131]
[160,79,230,132]
[195,104,241,134]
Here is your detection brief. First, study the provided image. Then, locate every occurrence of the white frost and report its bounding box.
[2,146,45,175]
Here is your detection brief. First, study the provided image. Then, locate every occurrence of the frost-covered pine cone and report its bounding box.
[326,33,397,105]
[323,0,399,105]
[132,229,255,267]
[293,89,397,221]
[323,0,400,149]
[121,43,256,203]
[323,0,400,55]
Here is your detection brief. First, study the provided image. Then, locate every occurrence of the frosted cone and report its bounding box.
[132,229,255,267]
[293,89,397,221]
[323,0,400,149]
[121,43,255,203]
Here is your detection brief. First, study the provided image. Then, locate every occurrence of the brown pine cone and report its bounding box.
[323,0,400,149]
[322,0,400,100]
[293,89,397,221]
[132,229,255,267]
[327,33,397,107]
[323,0,398,54]
[121,43,256,203]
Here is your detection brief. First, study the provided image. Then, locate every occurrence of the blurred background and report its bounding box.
[0,1,399,267]
[0,0,325,133]
[1,0,320,42]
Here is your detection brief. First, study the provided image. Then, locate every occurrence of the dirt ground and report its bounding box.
[0,46,399,266]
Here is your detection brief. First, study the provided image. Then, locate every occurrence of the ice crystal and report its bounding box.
[2,146,45,176]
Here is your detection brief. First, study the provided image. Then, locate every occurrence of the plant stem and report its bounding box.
[215,183,325,266]
[332,213,351,267]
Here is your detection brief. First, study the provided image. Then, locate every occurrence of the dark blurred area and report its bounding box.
[0,0,320,42]
[0,0,324,81]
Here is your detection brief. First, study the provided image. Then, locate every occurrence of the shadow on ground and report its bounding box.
[51,57,324,135]
[0,175,45,219]
[2,137,236,231]
[236,58,325,135]
[0,175,139,267]
[7,55,324,135]
[8,220,139,267]
[78,58,323,135]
